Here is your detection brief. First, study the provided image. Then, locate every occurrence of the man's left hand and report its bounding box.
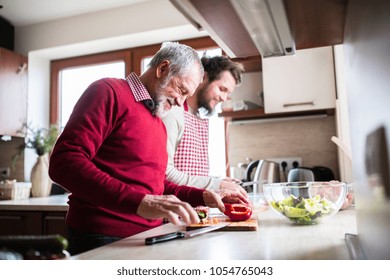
[219,178,248,198]
[203,188,249,213]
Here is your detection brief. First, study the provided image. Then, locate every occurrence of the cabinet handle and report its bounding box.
[283,101,315,107]
[0,216,23,220]
[44,216,65,221]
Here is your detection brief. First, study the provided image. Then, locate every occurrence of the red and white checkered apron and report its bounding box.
[173,101,209,176]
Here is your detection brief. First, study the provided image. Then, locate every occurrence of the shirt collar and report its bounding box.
[126,72,155,111]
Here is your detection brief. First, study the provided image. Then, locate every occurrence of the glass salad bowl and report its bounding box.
[263,181,348,225]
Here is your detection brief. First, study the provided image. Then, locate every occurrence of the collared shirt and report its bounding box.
[126,72,155,111]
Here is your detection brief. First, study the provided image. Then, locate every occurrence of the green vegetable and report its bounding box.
[270,194,336,225]
[197,211,207,220]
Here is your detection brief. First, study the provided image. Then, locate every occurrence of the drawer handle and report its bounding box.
[283,101,315,107]
[0,216,23,220]
[44,216,65,221]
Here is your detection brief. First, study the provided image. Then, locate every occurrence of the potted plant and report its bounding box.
[13,124,59,197]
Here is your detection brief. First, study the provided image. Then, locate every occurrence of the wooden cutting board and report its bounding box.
[186,216,258,231]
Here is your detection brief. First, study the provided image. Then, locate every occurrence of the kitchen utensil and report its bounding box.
[253,160,281,183]
[239,180,262,187]
[287,167,315,182]
[145,222,229,245]
[244,160,280,193]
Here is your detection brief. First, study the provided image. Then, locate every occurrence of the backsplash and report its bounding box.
[0,137,25,181]
[227,115,339,180]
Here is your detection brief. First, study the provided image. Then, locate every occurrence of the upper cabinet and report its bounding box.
[263,46,336,114]
[0,48,28,137]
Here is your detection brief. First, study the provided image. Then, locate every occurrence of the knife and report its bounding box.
[239,181,262,187]
[145,222,229,245]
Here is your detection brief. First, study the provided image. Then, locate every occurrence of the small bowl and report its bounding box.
[263,181,348,225]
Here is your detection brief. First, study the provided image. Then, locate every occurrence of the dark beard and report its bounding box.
[196,85,216,117]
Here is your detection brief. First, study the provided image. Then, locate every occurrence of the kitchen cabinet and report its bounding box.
[0,194,69,237]
[0,210,67,237]
[262,46,336,114]
[0,47,28,136]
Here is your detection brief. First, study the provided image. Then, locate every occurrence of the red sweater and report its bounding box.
[49,78,205,238]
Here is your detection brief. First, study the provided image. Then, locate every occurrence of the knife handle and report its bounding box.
[145,231,186,245]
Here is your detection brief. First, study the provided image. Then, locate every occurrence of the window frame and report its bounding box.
[50,49,131,124]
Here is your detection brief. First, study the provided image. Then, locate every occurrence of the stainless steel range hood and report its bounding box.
[170,0,295,58]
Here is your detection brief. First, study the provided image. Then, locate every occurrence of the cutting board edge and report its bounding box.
[185,217,258,231]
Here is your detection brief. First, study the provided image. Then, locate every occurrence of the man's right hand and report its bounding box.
[136,194,200,225]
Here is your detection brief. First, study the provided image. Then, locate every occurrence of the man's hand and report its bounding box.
[219,178,248,198]
[137,194,200,225]
[203,188,249,213]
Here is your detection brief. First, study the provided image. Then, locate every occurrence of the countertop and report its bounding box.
[0,194,69,211]
[70,207,357,260]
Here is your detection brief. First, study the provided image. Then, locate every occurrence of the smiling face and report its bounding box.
[196,70,237,116]
[153,61,203,117]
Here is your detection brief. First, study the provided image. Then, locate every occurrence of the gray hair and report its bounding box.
[148,41,204,77]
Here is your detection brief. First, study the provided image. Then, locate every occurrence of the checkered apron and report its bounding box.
[173,101,209,176]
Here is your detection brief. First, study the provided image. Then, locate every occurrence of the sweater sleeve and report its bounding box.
[162,107,218,190]
[163,179,205,207]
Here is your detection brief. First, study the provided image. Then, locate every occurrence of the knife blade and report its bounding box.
[145,222,229,245]
[239,181,262,187]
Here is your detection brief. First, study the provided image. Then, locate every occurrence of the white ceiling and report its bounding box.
[0,0,151,26]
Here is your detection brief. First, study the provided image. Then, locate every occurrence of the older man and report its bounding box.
[162,55,246,195]
[49,43,247,255]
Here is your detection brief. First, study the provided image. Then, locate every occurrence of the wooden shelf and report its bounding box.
[219,108,335,121]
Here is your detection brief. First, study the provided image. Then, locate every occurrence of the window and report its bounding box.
[60,62,125,129]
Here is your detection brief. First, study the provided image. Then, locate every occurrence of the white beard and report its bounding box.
[154,95,174,118]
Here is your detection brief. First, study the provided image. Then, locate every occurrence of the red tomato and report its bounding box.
[223,203,252,221]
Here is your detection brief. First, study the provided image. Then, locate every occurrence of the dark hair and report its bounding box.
[201,56,244,85]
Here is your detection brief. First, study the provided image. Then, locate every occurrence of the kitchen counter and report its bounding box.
[70,207,357,260]
[0,194,69,211]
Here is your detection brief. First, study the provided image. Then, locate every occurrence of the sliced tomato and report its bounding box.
[223,203,252,221]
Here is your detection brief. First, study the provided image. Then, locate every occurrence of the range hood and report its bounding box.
[170,0,295,58]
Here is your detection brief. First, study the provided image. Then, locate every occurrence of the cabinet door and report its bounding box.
[263,46,336,114]
[42,212,67,237]
[0,211,42,235]
[0,48,28,136]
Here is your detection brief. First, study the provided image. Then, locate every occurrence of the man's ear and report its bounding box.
[200,72,208,85]
[203,72,208,81]
[156,60,170,78]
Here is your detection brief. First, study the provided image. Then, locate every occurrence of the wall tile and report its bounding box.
[228,116,339,180]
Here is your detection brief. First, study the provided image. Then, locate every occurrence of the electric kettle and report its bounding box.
[244,159,281,193]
